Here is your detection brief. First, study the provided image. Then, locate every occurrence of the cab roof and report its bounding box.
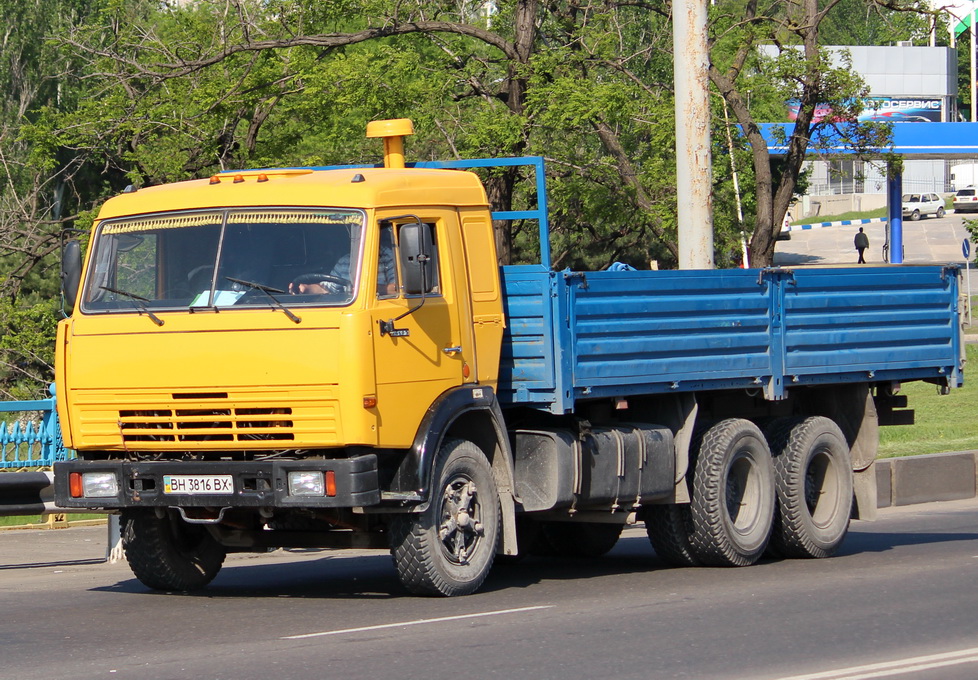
[96,166,490,221]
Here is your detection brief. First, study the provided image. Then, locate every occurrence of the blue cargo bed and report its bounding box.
[497,264,963,413]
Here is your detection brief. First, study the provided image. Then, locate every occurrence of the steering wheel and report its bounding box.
[290,273,352,293]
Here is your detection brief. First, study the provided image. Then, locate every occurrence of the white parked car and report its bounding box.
[953,187,978,213]
[901,193,945,221]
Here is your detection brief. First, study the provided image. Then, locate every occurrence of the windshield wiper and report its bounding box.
[100,285,165,327]
[225,277,301,324]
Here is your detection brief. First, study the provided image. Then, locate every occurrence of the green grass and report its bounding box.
[0,513,106,528]
[878,343,978,458]
[789,194,957,226]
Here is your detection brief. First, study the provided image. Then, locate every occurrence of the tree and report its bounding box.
[54,0,693,268]
[705,0,944,266]
[0,0,114,397]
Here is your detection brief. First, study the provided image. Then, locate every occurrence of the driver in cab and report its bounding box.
[289,228,397,297]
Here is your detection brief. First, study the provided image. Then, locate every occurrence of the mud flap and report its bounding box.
[852,462,878,521]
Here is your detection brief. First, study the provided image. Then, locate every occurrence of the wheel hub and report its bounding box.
[438,478,484,565]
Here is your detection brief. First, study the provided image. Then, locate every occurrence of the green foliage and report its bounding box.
[963,216,978,245]
[820,0,947,46]
[0,295,59,400]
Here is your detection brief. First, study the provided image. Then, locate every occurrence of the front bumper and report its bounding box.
[54,456,379,510]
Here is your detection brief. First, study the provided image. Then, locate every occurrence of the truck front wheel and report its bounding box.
[121,509,227,591]
[766,416,853,558]
[689,419,775,567]
[389,439,500,596]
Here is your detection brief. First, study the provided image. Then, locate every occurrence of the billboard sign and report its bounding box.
[787,97,944,123]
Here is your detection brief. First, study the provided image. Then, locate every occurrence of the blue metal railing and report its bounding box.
[0,386,72,469]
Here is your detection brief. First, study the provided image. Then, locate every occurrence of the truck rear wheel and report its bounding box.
[766,416,853,558]
[541,521,623,558]
[389,439,500,596]
[121,509,227,591]
[644,504,700,566]
[689,419,775,567]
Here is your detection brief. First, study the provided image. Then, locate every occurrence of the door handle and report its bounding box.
[443,346,462,356]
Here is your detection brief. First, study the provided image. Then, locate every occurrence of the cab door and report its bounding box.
[370,209,474,448]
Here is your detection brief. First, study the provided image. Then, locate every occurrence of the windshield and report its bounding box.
[81,209,364,313]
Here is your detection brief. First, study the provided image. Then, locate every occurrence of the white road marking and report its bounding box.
[776,647,978,680]
[281,605,554,640]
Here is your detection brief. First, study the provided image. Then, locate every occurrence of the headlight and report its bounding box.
[73,471,119,498]
[288,471,325,497]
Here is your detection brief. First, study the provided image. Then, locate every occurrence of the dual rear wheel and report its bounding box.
[646,416,852,567]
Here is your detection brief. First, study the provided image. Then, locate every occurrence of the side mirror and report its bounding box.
[399,222,434,295]
[62,239,82,311]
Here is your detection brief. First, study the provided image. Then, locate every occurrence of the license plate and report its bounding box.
[163,475,233,495]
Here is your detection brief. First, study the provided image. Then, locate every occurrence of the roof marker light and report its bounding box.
[233,174,245,183]
[209,176,221,185]
[257,173,269,182]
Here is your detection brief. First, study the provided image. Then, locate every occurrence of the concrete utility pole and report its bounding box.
[673,0,714,269]
[968,5,978,123]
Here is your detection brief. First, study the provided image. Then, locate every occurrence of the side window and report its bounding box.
[377,224,398,298]
[424,223,440,293]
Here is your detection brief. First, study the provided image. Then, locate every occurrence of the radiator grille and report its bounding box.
[71,386,340,449]
[119,406,295,442]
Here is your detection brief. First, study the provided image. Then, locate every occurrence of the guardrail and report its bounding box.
[0,388,74,516]
[0,471,56,515]
[0,387,72,469]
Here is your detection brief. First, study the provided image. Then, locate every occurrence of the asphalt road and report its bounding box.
[3,499,978,680]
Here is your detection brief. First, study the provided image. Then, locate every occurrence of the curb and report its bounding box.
[785,217,887,233]
[876,450,978,507]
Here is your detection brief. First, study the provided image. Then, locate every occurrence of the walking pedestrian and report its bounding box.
[854,227,869,264]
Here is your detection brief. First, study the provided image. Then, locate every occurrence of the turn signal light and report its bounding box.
[325,470,336,497]
[69,472,83,498]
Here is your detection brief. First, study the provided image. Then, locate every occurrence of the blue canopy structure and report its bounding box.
[759,122,978,159]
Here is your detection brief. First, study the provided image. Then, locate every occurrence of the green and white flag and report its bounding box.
[949,0,978,35]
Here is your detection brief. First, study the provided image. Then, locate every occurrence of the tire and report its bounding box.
[688,419,775,567]
[122,510,227,591]
[766,416,853,559]
[389,439,500,596]
[540,521,623,558]
[909,209,920,221]
[936,206,946,218]
[644,504,700,567]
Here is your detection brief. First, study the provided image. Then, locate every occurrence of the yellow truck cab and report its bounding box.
[56,120,513,596]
